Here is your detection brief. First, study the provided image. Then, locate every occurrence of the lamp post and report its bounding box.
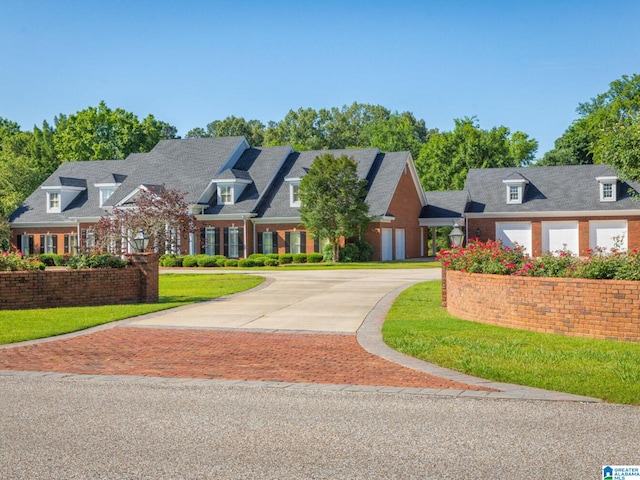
[449,221,465,248]
[133,229,149,253]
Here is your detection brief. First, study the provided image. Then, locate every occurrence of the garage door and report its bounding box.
[381,228,393,261]
[496,222,532,255]
[542,221,579,255]
[589,220,628,252]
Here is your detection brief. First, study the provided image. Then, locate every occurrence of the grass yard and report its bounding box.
[383,281,640,405]
[0,274,264,345]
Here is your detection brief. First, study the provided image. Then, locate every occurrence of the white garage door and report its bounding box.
[381,228,393,261]
[589,220,628,252]
[542,221,579,255]
[496,222,532,255]
[395,229,405,260]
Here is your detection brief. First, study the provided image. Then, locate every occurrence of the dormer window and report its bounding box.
[48,192,60,212]
[220,185,233,204]
[597,176,618,202]
[99,188,115,207]
[290,182,301,207]
[503,177,528,205]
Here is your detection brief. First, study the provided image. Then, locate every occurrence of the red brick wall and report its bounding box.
[444,269,640,342]
[0,254,159,310]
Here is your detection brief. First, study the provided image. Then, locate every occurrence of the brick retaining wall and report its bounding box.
[0,254,159,310]
[443,268,640,342]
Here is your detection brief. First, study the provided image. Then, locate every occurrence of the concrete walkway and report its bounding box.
[133,269,439,332]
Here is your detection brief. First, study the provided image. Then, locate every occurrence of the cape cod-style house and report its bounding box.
[9,137,427,261]
[9,136,640,259]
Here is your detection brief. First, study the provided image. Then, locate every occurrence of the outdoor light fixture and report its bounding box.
[133,229,149,253]
[476,227,481,238]
[449,221,465,247]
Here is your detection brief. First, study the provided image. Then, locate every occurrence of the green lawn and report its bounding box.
[382,281,640,405]
[0,274,264,345]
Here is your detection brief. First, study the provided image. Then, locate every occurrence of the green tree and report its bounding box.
[0,117,21,149]
[415,117,537,191]
[595,115,640,183]
[54,101,176,161]
[542,73,640,166]
[186,116,265,146]
[298,154,370,262]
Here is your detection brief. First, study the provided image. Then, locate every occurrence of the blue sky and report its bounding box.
[2,0,639,157]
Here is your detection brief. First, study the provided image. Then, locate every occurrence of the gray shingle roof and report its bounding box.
[464,165,640,214]
[421,191,469,219]
[256,148,404,219]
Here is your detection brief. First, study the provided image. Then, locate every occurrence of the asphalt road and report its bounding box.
[2,374,638,479]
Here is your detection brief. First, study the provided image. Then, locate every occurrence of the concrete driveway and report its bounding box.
[132,269,441,332]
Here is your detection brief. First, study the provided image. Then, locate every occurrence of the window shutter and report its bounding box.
[214,227,220,256]
[16,235,22,253]
[64,235,69,253]
[257,232,263,253]
[300,232,306,253]
[40,235,45,254]
[274,232,279,253]
[223,227,229,257]
[238,228,244,255]
[52,235,58,254]
[314,237,320,253]
[28,236,34,255]
[285,232,291,253]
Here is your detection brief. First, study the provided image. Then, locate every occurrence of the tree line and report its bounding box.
[2,72,639,247]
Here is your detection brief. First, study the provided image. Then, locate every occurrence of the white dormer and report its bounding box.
[41,183,86,213]
[285,168,306,208]
[596,175,618,202]
[212,169,253,205]
[502,174,529,205]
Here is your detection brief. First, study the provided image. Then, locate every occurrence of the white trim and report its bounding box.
[419,217,464,227]
[116,184,149,206]
[252,217,302,225]
[405,155,428,206]
[197,213,256,221]
[40,185,85,192]
[289,182,301,208]
[10,221,79,228]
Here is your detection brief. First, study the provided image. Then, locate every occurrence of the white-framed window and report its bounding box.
[44,234,55,254]
[220,186,233,204]
[205,227,217,256]
[597,176,618,202]
[47,192,61,212]
[290,231,302,254]
[290,182,301,207]
[508,185,520,202]
[228,227,239,258]
[262,231,274,255]
[99,188,115,207]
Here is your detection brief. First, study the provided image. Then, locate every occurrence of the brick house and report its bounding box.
[9,136,427,261]
[451,165,640,255]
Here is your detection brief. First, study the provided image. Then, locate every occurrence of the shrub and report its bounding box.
[160,254,183,267]
[307,253,323,263]
[54,254,69,266]
[0,251,45,271]
[323,243,333,262]
[252,256,266,267]
[293,253,307,263]
[67,253,128,269]
[340,239,373,263]
[266,253,280,260]
[279,253,293,264]
[224,259,238,267]
[197,255,218,267]
[39,253,62,266]
[264,258,280,267]
[216,256,227,267]
[238,259,256,268]
[182,255,198,267]
[438,240,640,281]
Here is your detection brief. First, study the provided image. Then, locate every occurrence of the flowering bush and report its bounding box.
[0,251,45,271]
[438,240,640,281]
